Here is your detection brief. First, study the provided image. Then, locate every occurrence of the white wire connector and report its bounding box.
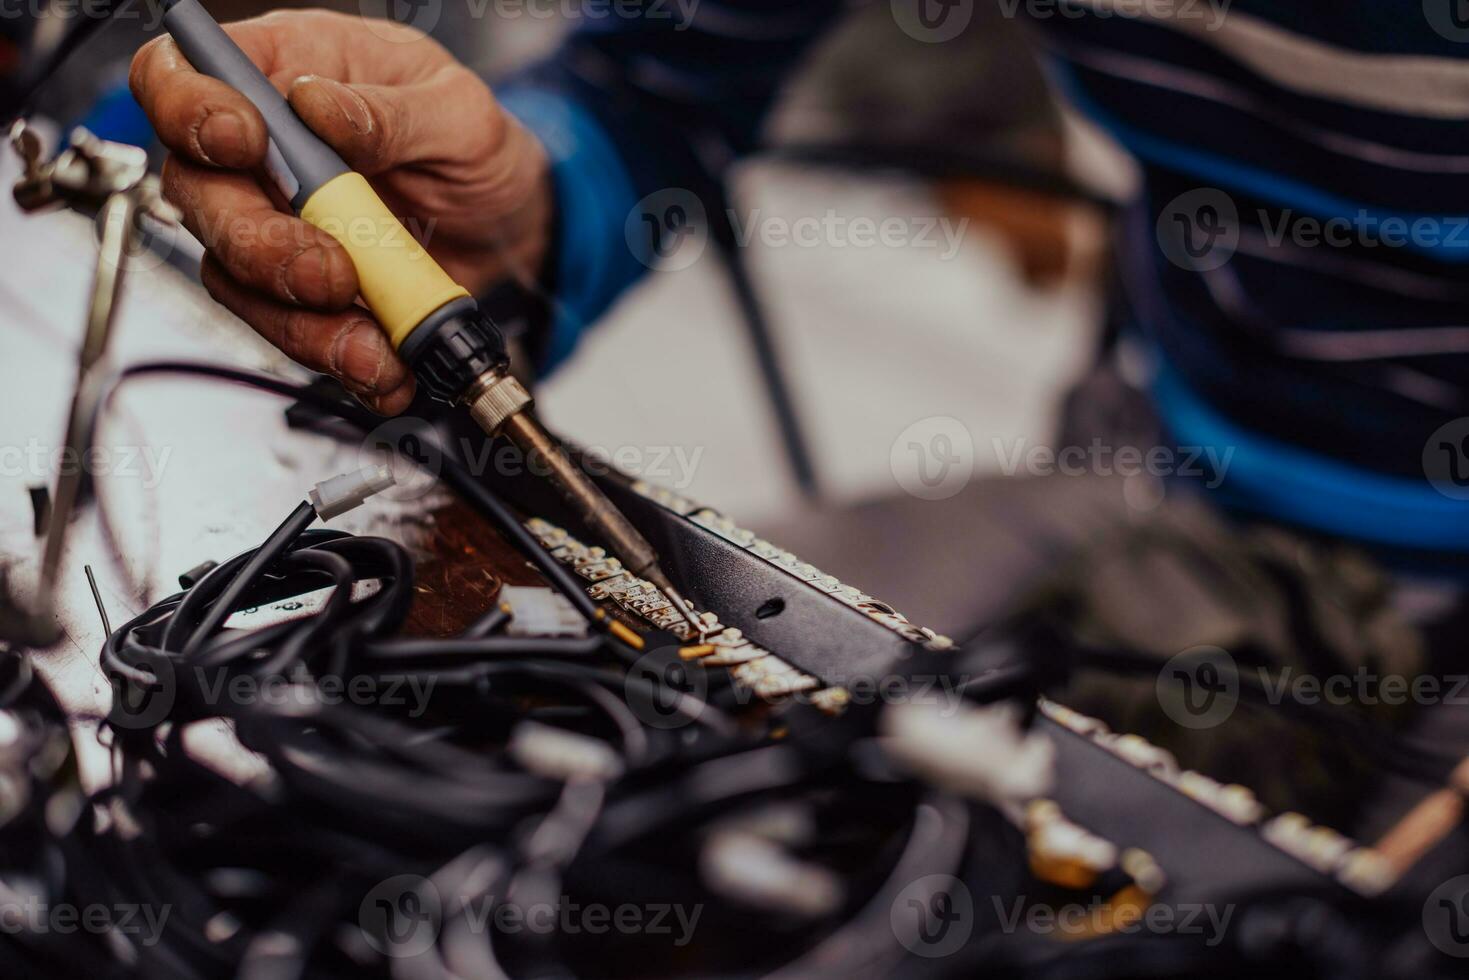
[510,721,624,782]
[309,465,396,520]
[501,585,590,637]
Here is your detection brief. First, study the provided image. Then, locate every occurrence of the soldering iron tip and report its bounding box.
[655,582,705,640]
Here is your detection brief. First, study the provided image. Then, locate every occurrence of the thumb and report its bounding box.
[287,74,426,176]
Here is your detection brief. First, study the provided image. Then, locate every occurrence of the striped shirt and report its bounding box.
[499,1,1469,551]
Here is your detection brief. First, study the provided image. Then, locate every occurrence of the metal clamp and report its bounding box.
[1,123,179,647]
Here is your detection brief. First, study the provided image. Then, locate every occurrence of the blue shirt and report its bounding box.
[500,1,1469,551]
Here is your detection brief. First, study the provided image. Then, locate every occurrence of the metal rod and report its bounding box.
[35,191,136,625]
[500,413,704,637]
[84,563,112,636]
[708,182,821,502]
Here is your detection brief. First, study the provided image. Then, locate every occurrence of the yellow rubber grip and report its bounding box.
[300,172,470,349]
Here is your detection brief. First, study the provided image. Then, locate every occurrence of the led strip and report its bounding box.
[1039,699,1396,895]
[524,516,848,713]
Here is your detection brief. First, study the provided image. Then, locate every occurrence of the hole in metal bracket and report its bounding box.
[755,597,785,620]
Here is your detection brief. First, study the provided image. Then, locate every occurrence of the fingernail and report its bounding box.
[331,320,390,392]
[355,377,416,416]
[197,110,246,166]
[294,75,372,136]
[285,246,351,309]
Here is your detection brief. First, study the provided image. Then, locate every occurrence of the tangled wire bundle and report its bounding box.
[0,363,1003,980]
[0,363,1458,980]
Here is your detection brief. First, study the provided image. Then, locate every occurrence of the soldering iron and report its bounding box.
[150,0,701,636]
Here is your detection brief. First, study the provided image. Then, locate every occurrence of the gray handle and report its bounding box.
[158,0,349,208]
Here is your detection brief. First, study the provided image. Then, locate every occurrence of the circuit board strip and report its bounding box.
[1039,699,1395,895]
[525,517,850,714]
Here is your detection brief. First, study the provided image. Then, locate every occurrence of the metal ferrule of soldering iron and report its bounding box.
[155,0,702,636]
